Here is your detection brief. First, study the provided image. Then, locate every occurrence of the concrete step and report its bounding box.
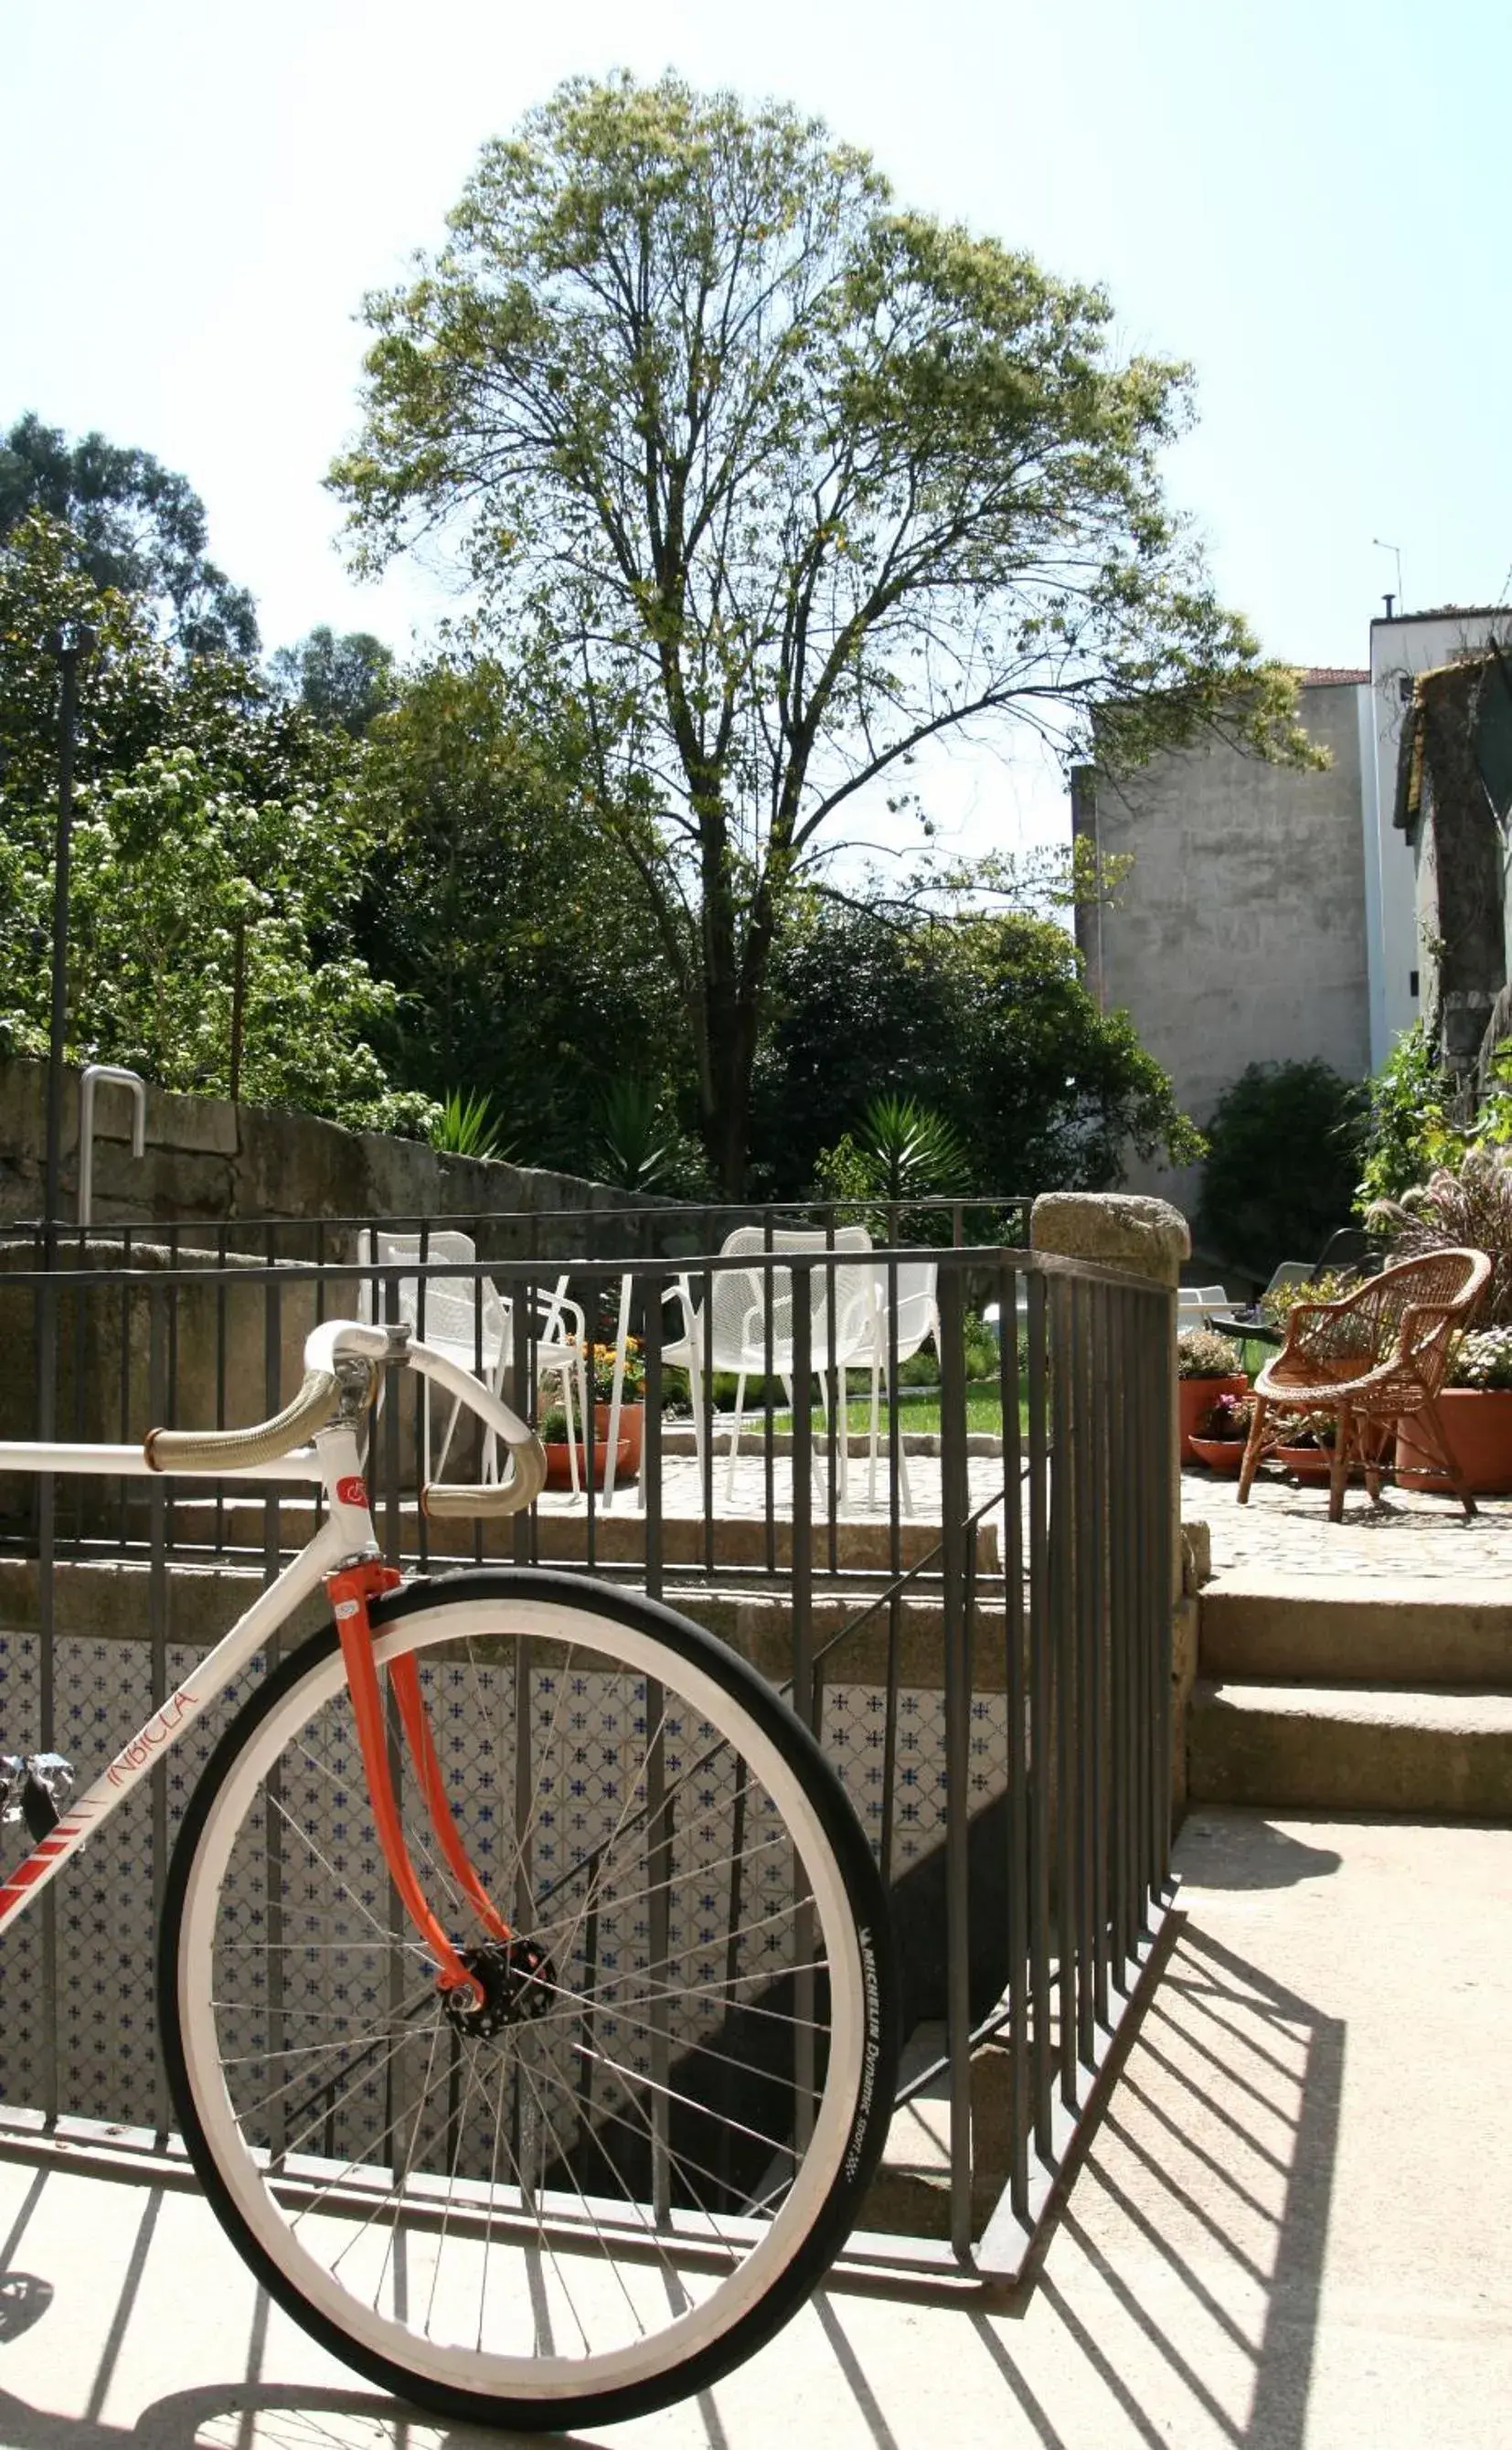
[103,1493,999,1577]
[0,1556,1008,1689]
[1188,1677,1512,1816]
[1200,1575,1512,1688]
[860,2020,1018,2240]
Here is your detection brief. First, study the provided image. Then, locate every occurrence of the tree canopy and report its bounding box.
[753,889,1204,1199]
[333,70,1309,1188]
[350,654,690,1164]
[0,412,259,657]
[270,624,397,736]
[0,514,431,1133]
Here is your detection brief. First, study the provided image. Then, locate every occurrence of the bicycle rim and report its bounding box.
[160,1571,894,2428]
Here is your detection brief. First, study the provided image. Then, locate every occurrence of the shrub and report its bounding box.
[1258,1268,1357,1328]
[1198,1060,1368,1277]
[1177,1327,1244,1379]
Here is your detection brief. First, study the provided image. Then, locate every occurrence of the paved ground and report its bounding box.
[0,1809,1504,2450]
[1187,1463,1512,1584]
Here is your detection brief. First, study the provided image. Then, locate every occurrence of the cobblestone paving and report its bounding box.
[550,1438,1512,1587]
[1186,1460,1512,1583]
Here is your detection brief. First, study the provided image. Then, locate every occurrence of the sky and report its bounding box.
[3,0,1510,860]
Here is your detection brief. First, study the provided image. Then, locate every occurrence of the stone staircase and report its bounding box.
[1188,1574,1512,1816]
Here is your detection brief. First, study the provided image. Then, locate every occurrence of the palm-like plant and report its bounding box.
[430,1088,510,1162]
[853,1094,972,1205]
[590,1079,679,1194]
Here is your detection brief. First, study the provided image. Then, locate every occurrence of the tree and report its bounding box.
[751,891,1202,1198]
[351,654,689,1163]
[0,412,259,655]
[332,71,1310,1191]
[0,514,431,1134]
[270,624,397,735]
[1198,1060,1368,1276]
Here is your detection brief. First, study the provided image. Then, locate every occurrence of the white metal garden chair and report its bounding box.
[849,1257,940,1514]
[659,1225,877,1501]
[360,1230,589,1489]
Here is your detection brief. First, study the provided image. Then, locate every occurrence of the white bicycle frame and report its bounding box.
[0,1317,535,1937]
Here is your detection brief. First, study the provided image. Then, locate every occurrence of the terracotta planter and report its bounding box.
[542,1402,644,1492]
[1272,1443,1337,1484]
[1394,1390,1512,1497]
[1178,1374,1248,1462]
[1187,1435,1246,1475]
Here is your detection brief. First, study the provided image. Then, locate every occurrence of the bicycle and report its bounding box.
[0,1314,900,2432]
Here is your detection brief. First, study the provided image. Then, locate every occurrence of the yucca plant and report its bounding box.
[590,1079,680,1194]
[430,1088,510,1163]
[854,1093,972,1205]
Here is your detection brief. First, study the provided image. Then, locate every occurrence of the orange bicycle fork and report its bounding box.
[325,1561,515,2010]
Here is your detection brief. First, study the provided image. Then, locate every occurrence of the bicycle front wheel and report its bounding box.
[158,1569,898,2431]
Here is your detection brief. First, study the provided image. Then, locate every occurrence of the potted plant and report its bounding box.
[1271,1415,1340,1484]
[1395,1326,1512,1496]
[538,1336,648,1490]
[1187,1390,1253,1475]
[1177,1327,1247,1462]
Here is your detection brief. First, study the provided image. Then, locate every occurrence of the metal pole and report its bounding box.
[42,632,92,1249]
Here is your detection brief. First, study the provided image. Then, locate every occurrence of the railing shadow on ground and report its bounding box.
[975,1916,1344,2450]
[0,1906,1343,2450]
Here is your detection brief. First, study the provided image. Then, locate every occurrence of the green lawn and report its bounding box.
[764,1380,1020,1437]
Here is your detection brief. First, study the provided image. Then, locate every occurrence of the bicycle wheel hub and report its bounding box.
[441,1937,554,2038]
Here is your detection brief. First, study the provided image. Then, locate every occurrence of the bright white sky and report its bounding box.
[4,0,1509,864]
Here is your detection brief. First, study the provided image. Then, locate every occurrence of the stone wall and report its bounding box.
[0,1055,667,1255]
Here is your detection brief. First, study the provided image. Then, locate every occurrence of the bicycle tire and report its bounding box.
[158,1567,899,2431]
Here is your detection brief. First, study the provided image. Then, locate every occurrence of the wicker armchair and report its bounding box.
[1236,1247,1491,1520]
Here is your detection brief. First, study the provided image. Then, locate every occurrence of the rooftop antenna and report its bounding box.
[1373,538,1404,619]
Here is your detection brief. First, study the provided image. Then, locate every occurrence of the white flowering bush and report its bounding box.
[1448,1327,1512,1390]
[1177,1327,1244,1380]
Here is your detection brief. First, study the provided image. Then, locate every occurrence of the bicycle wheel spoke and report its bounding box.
[165,1579,894,2429]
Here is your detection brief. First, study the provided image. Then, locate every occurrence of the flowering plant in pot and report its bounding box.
[1187,1390,1254,1475]
[536,1391,640,1492]
[1177,1327,1247,1461]
[1396,1326,1512,1496]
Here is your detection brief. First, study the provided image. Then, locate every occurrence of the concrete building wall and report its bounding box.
[1074,680,1370,1236]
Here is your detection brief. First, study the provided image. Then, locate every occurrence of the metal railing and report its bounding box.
[0,1222,1176,2283]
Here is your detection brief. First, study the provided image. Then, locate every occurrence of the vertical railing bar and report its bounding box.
[263,1270,281,1591]
[1070,1281,1095,2080]
[645,1676,673,2222]
[999,1258,1029,2223]
[701,1248,715,1579]
[164,1225,180,1559]
[35,1258,59,2126]
[791,1262,816,2158]
[938,1263,974,2262]
[117,1231,133,1550]
[511,1284,533,1571]
[1108,1287,1133,1987]
[1152,1284,1176,1892]
[644,1271,664,1606]
[1025,1269,1053,2161]
[148,1284,170,2139]
[1089,1280,1111,2033]
[213,1223,229,1558]
[1049,1274,1079,2110]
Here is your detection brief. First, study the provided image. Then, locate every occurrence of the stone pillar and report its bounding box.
[1029,1190,1196,1820]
